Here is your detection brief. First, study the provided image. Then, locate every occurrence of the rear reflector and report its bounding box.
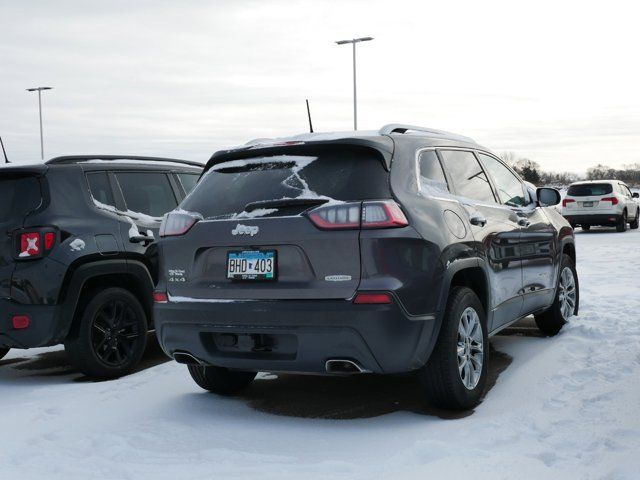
[353,292,393,304]
[12,315,30,330]
[307,200,408,230]
[44,232,56,250]
[601,197,619,205]
[153,292,169,303]
[562,198,575,207]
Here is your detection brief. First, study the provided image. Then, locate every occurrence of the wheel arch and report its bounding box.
[56,259,154,342]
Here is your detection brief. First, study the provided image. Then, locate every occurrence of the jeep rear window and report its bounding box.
[0,175,42,223]
[182,147,390,219]
[567,184,613,196]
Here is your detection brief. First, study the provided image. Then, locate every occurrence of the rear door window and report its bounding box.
[567,184,612,196]
[182,146,390,219]
[86,172,115,207]
[439,150,496,204]
[115,172,178,218]
[478,153,527,207]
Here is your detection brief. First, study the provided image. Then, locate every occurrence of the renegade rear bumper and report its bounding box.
[0,298,60,348]
[154,298,437,374]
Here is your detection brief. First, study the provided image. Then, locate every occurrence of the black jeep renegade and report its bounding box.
[1,155,202,378]
[154,125,579,410]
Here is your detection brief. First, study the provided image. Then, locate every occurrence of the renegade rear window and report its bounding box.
[0,175,42,223]
[182,146,390,219]
[567,184,613,196]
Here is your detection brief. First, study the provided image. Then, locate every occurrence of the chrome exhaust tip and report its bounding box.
[172,351,204,365]
[325,359,370,375]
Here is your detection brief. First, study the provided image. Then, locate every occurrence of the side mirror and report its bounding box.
[537,187,561,207]
[633,192,639,199]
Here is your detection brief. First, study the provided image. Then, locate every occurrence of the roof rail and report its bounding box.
[379,124,475,143]
[45,155,203,168]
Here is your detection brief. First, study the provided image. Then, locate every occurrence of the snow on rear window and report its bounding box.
[182,147,390,220]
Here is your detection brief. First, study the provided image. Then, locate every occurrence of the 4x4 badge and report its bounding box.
[231,224,259,236]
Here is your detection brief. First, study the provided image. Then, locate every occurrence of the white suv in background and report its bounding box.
[562,180,640,232]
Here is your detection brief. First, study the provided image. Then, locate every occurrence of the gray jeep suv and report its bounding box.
[154,125,578,410]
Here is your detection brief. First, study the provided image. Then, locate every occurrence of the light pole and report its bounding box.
[335,37,373,131]
[26,86,53,160]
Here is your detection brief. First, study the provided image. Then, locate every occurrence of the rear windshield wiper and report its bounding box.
[244,197,329,212]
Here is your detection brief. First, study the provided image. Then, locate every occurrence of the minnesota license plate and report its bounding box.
[227,250,276,281]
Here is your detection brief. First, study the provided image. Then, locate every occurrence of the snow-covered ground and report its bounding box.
[2,227,639,480]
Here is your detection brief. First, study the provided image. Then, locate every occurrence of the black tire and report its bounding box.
[581,225,591,231]
[535,254,579,336]
[630,209,639,230]
[616,211,627,232]
[188,365,256,395]
[417,287,489,410]
[0,348,9,361]
[64,287,148,379]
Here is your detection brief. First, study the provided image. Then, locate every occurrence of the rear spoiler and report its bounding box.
[204,136,394,174]
[0,163,47,176]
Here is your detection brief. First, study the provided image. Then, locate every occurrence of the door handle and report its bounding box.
[517,218,530,227]
[469,214,487,227]
[130,234,155,246]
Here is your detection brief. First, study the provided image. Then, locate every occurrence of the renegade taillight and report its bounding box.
[562,198,575,207]
[160,211,201,237]
[601,197,619,205]
[307,201,408,230]
[16,228,56,259]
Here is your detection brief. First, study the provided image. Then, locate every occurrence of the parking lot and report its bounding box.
[1,227,639,480]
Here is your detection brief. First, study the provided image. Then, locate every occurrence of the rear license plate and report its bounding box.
[227,250,276,281]
[582,201,594,207]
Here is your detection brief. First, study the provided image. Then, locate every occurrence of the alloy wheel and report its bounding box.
[558,267,577,320]
[457,307,484,390]
[91,300,141,366]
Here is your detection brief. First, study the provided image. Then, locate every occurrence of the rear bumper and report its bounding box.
[563,213,621,226]
[154,298,437,375]
[0,298,61,349]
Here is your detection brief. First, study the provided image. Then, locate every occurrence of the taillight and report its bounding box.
[362,201,408,228]
[562,198,575,207]
[353,292,393,304]
[16,228,56,259]
[160,211,201,237]
[12,315,30,329]
[307,200,408,230]
[601,197,619,205]
[307,202,361,229]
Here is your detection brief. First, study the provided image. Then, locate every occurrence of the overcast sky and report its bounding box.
[1,0,639,173]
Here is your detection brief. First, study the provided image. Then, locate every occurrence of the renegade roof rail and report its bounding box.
[379,124,476,143]
[45,155,203,168]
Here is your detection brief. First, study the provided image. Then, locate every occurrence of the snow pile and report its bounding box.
[1,228,639,479]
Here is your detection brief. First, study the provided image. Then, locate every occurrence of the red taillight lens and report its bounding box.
[20,232,41,258]
[12,315,30,329]
[153,291,169,303]
[160,211,201,237]
[562,198,575,207]
[362,201,409,229]
[44,232,56,250]
[601,197,619,205]
[353,292,393,304]
[307,201,408,230]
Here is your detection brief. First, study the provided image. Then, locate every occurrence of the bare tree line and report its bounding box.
[500,152,640,187]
